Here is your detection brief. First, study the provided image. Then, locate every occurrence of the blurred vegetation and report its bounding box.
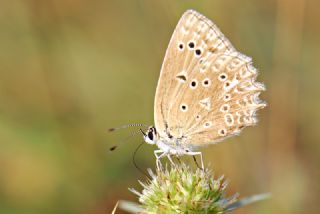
[0,0,319,213]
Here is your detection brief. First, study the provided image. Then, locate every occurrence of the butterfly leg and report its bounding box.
[192,155,202,170]
[166,154,176,167]
[186,151,204,170]
[154,149,165,170]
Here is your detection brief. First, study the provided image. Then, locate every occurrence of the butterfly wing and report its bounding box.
[181,52,266,146]
[154,10,234,136]
[154,10,265,146]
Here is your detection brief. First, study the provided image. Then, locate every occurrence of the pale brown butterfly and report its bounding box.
[140,10,266,168]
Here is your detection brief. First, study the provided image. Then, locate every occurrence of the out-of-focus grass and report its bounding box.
[0,0,319,213]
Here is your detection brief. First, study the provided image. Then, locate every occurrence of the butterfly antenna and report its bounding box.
[139,128,146,137]
[108,123,148,132]
[132,141,151,178]
[109,128,145,152]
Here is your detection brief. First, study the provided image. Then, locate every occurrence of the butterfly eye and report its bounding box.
[180,104,188,112]
[147,130,154,140]
[190,79,198,89]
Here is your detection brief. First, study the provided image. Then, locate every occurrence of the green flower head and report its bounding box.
[130,163,238,214]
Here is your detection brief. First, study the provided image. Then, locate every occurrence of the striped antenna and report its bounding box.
[108,127,147,152]
[108,123,148,132]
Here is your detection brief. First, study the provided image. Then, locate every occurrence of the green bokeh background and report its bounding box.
[0,0,319,213]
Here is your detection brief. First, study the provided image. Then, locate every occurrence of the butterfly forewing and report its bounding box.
[154,10,234,135]
[154,10,265,146]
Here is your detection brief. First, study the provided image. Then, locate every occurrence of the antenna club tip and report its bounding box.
[110,146,117,151]
[108,128,116,132]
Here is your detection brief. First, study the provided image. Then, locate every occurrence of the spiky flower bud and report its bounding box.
[130,163,238,213]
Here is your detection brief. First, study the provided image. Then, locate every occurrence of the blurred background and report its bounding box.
[0,0,319,213]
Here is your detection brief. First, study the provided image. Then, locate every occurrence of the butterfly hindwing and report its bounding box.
[183,52,266,145]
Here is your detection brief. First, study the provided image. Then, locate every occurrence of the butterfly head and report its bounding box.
[142,126,158,145]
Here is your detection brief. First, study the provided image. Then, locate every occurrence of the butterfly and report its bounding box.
[140,10,266,168]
